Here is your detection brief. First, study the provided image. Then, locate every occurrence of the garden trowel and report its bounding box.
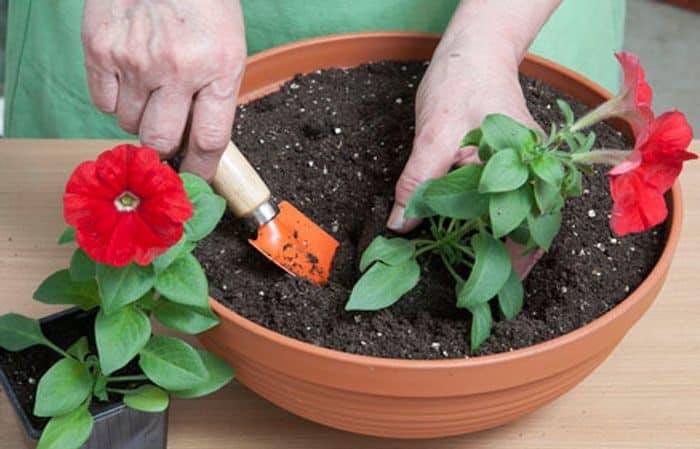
[212,141,338,285]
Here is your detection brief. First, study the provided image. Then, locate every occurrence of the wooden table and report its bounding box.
[1,139,699,448]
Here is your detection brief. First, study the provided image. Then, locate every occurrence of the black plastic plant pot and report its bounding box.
[0,308,168,449]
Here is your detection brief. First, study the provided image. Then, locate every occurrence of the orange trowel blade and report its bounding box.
[249,201,339,285]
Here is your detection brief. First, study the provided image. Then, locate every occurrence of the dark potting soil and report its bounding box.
[196,61,666,359]
[0,309,141,431]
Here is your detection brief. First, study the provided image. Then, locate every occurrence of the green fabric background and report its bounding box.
[4,0,625,138]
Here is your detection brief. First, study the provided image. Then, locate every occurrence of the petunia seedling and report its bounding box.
[0,145,233,449]
[348,51,696,351]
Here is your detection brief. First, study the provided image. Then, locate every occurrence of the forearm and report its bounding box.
[440,0,562,65]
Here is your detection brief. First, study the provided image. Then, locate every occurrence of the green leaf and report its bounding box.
[480,114,536,151]
[34,270,100,310]
[57,227,76,245]
[562,168,583,197]
[359,236,415,272]
[478,148,529,193]
[528,211,562,251]
[152,236,195,273]
[139,336,208,391]
[153,299,219,334]
[67,337,90,362]
[423,165,489,219]
[155,253,209,309]
[93,375,108,401]
[185,193,226,242]
[34,358,93,417]
[404,180,436,219]
[489,186,532,238]
[180,172,213,198]
[0,314,49,351]
[508,222,531,245]
[96,263,155,315]
[135,291,157,312]
[478,139,495,163]
[123,385,170,413]
[469,302,493,351]
[69,249,96,282]
[456,233,512,309]
[460,128,483,147]
[556,99,575,125]
[172,351,235,399]
[346,259,420,311]
[578,131,596,153]
[498,270,524,320]
[534,178,564,214]
[95,305,151,375]
[37,406,93,449]
[532,155,565,186]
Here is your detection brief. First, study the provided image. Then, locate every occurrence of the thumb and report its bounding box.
[388,133,455,233]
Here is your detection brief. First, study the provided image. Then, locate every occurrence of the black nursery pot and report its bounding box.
[0,308,168,449]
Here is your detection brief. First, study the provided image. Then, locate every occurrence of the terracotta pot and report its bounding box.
[199,32,683,439]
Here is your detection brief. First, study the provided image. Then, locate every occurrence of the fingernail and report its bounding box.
[387,205,407,232]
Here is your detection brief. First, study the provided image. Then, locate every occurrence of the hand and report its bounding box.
[81,0,247,180]
[388,0,561,277]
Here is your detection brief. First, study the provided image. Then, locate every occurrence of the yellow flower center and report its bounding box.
[114,191,140,212]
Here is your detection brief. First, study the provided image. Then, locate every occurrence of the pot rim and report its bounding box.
[209,31,683,369]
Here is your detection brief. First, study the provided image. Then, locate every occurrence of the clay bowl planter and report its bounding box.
[198,32,682,439]
[0,308,168,449]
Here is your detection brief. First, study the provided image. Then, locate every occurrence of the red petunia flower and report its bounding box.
[63,144,193,267]
[609,111,696,235]
[571,52,654,143]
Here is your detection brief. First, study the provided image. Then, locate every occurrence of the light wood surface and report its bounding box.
[213,141,271,217]
[1,139,699,448]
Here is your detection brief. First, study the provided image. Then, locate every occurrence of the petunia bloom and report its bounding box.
[609,111,696,236]
[64,144,193,266]
[571,52,654,140]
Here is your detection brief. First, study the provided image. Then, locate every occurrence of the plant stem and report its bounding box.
[446,218,458,234]
[107,374,148,383]
[571,149,633,166]
[415,243,440,258]
[106,387,133,395]
[454,243,475,258]
[45,341,73,360]
[439,252,464,283]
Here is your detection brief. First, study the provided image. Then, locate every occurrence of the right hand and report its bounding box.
[81,0,247,180]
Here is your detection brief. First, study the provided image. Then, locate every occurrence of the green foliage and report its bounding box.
[359,236,415,272]
[181,173,227,241]
[33,270,100,310]
[0,314,50,351]
[346,259,420,311]
[69,249,96,282]
[138,336,208,391]
[172,351,235,399]
[34,358,93,417]
[498,270,524,320]
[153,299,219,334]
[479,148,529,193]
[67,337,90,362]
[349,102,598,350]
[37,405,93,449]
[423,165,489,219]
[152,236,195,273]
[96,263,155,314]
[456,233,512,309]
[123,385,170,412]
[154,253,209,309]
[469,303,493,351]
[489,186,532,238]
[57,227,76,245]
[95,305,151,375]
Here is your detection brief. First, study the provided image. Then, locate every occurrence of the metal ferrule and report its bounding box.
[246,201,279,227]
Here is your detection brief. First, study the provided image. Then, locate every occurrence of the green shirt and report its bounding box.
[4,0,625,138]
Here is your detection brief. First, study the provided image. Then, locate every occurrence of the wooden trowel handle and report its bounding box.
[212,141,271,218]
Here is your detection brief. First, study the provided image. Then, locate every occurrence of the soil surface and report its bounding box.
[196,60,666,359]
[0,309,140,431]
